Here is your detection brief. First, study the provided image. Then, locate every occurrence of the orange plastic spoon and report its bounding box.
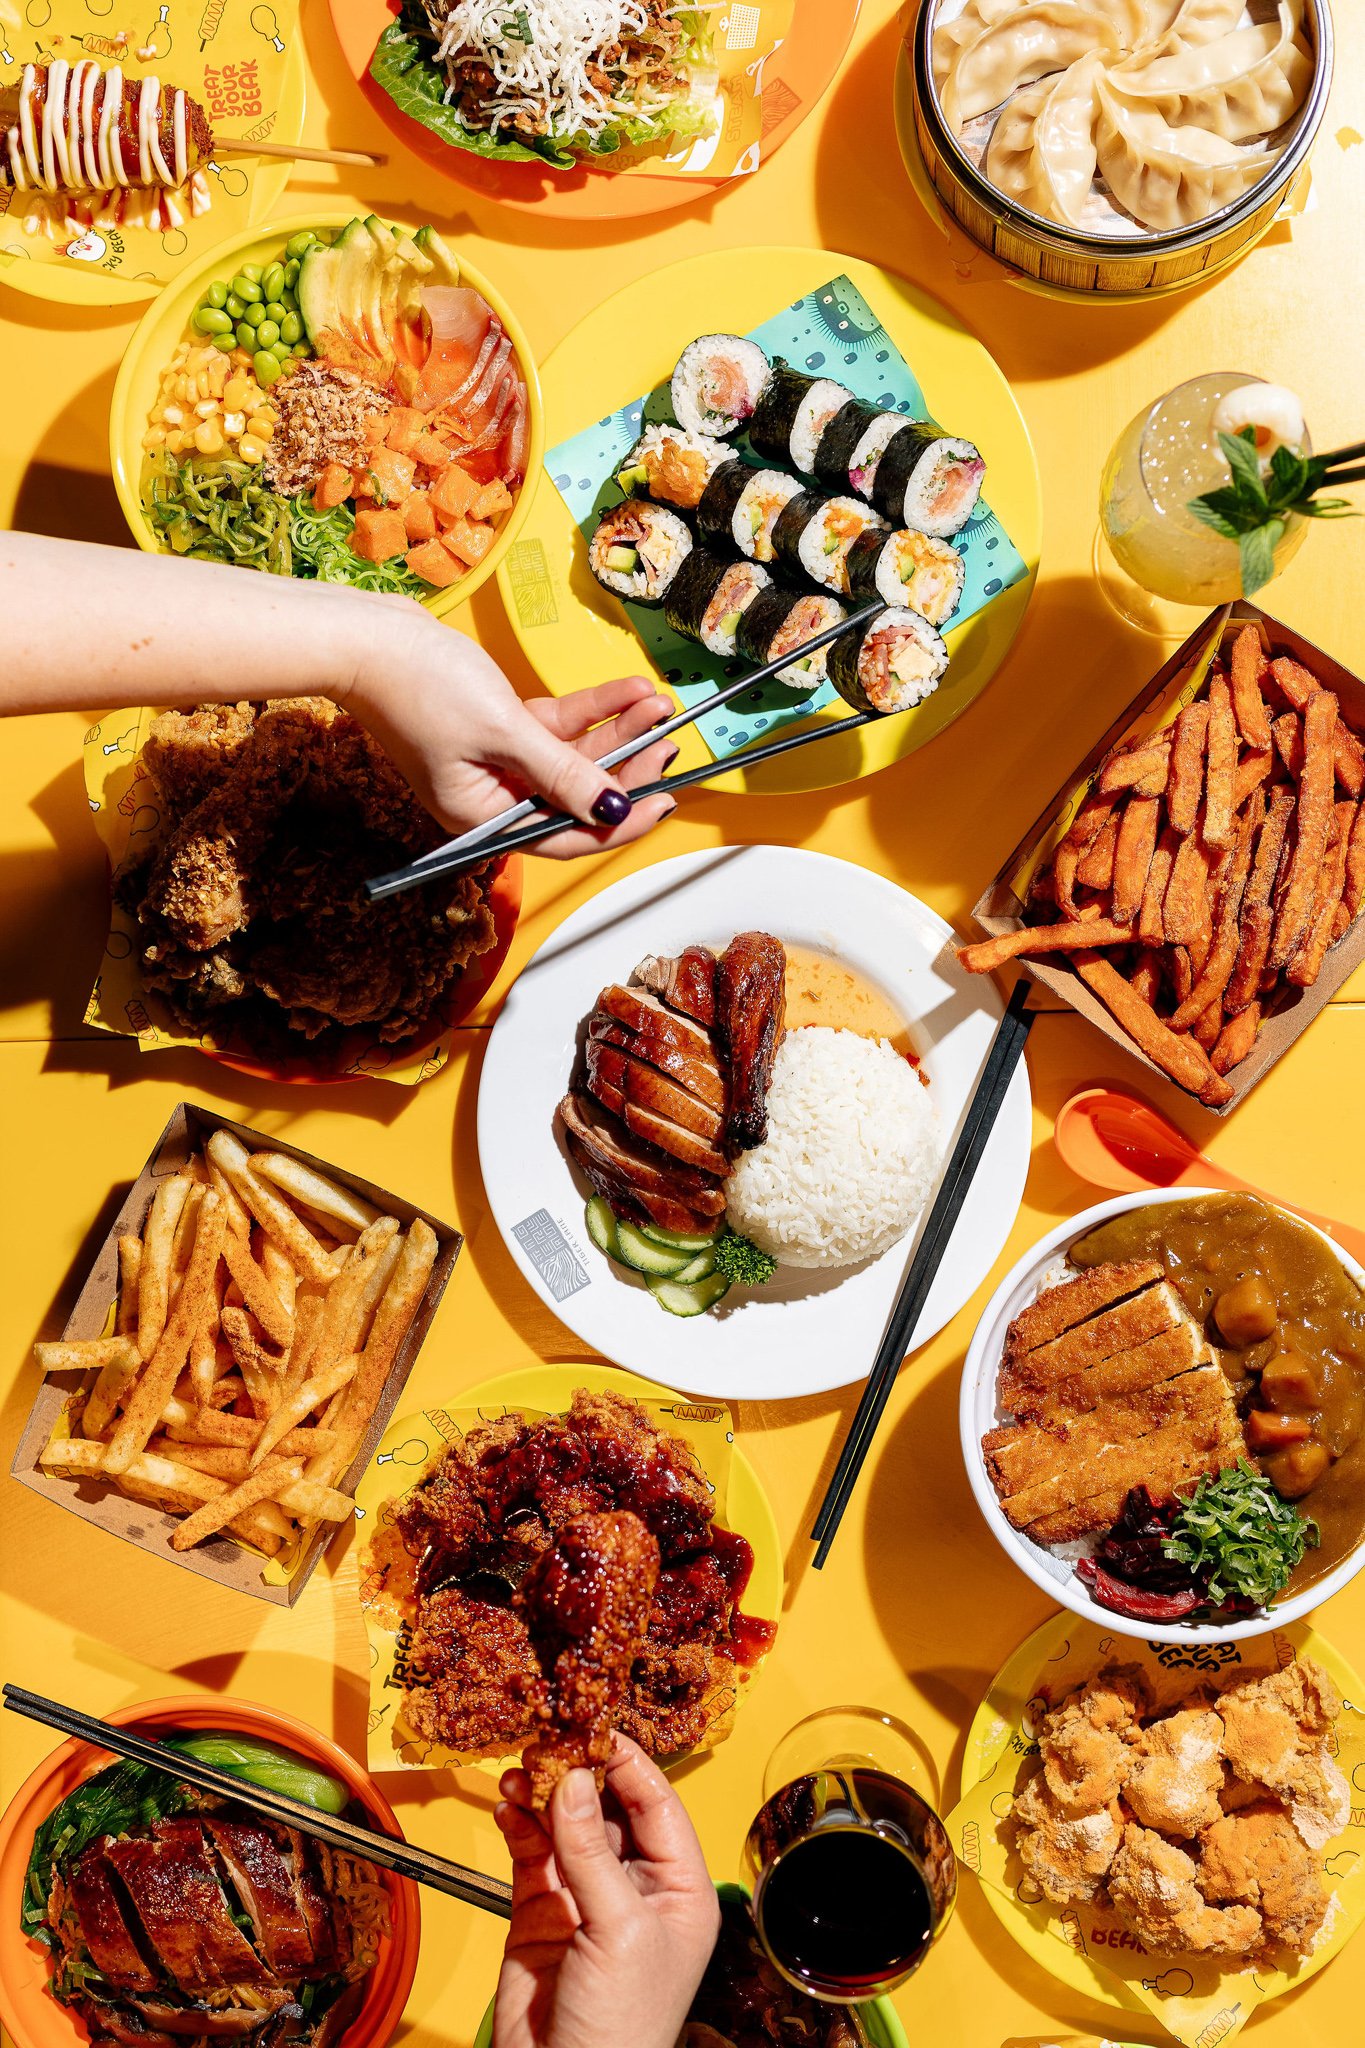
[1053,1086,1365,1269]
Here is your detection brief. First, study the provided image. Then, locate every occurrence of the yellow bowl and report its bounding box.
[110,210,543,616]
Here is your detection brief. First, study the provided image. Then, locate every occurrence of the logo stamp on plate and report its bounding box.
[513,1209,590,1301]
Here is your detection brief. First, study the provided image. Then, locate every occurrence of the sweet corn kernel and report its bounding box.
[246,413,274,441]
[238,435,264,464]
[191,398,216,418]
[194,420,224,456]
[222,412,246,436]
[161,405,184,426]
[207,356,228,397]
[223,377,250,411]
[141,426,166,450]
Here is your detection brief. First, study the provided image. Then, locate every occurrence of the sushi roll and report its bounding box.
[847,412,907,504]
[696,460,755,551]
[666,550,773,660]
[749,365,855,474]
[773,491,886,596]
[589,501,692,607]
[617,424,732,511]
[734,469,804,563]
[829,607,948,715]
[870,423,986,537]
[671,334,771,439]
[812,398,882,493]
[846,528,965,626]
[737,587,847,694]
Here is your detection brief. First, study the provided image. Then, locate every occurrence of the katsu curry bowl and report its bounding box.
[0,1696,418,2048]
[962,1189,1365,1642]
[476,846,1032,1400]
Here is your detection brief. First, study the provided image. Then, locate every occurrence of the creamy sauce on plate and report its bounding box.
[782,945,921,1069]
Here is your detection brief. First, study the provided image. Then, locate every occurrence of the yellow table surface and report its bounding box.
[4,5,1365,2045]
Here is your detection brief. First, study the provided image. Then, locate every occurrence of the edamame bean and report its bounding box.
[253,350,283,388]
[193,305,232,334]
[225,292,245,319]
[261,262,285,302]
[255,319,280,348]
[205,280,228,309]
[269,339,292,362]
[293,342,311,357]
[231,273,262,303]
[210,332,235,354]
[236,322,257,352]
[264,300,286,324]
[285,231,316,260]
[243,301,267,330]
[279,312,302,345]
[240,263,262,283]
[283,259,300,289]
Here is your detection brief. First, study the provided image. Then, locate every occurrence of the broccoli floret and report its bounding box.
[713,1230,777,1288]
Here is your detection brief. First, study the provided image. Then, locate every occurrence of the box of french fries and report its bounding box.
[11,1104,461,1604]
[966,603,1365,1112]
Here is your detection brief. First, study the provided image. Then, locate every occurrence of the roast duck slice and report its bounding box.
[715,932,787,1153]
[103,1821,272,1993]
[558,1091,725,1236]
[635,945,717,1027]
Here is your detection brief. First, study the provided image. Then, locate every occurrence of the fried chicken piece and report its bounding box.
[1200,1803,1330,1957]
[1038,1669,1148,1813]
[396,1420,526,1575]
[405,1587,538,1752]
[617,1639,734,1758]
[141,703,256,815]
[1217,1660,1350,1848]
[517,1511,661,1808]
[1012,1769,1124,1904]
[1107,1824,1262,1956]
[1126,1708,1225,1835]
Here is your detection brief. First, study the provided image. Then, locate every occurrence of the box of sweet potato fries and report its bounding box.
[968,602,1365,1114]
[12,1103,462,1604]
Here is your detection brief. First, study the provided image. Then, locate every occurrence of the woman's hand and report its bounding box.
[492,1737,719,2048]
[345,602,678,856]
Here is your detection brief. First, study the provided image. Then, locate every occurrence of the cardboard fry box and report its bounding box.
[12,1104,461,1605]
[971,602,1365,1114]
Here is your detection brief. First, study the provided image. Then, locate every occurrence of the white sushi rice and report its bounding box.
[790,379,854,474]
[725,1027,938,1270]
[847,412,903,502]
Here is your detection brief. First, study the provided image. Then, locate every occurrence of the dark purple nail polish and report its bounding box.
[592,787,631,826]
[662,746,680,770]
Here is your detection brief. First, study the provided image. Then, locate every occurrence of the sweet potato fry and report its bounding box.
[1163,832,1217,946]
[1111,795,1160,926]
[1229,629,1271,750]
[1167,701,1209,835]
[1076,811,1121,891]
[1287,800,1354,988]
[1271,657,1365,795]
[1232,749,1273,810]
[1203,675,1238,849]
[222,1231,294,1350]
[1130,948,1164,1006]
[1211,1002,1261,1075]
[105,1192,226,1476]
[957,917,1133,974]
[1072,953,1234,1107]
[1099,742,1170,797]
[251,1152,383,1235]
[1137,830,1178,945]
[1271,711,1303,778]
[1171,795,1260,1030]
[1170,946,1194,1007]
[137,1174,191,1361]
[1270,688,1338,970]
[206,1130,334,1285]
[116,1237,142,1337]
[170,1457,303,1551]
[1191,999,1223,1051]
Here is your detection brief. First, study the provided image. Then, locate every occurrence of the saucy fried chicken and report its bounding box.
[517,1511,661,1808]
[405,1588,539,1754]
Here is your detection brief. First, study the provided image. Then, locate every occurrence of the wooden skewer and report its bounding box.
[214,138,386,169]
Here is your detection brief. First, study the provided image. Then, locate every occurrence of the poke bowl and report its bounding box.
[111,211,542,614]
[961,1188,1365,1644]
[0,1694,419,2048]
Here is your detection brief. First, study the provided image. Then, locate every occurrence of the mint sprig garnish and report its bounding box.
[1187,427,1358,598]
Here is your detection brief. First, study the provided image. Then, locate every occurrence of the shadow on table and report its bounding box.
[0,756,110,1040]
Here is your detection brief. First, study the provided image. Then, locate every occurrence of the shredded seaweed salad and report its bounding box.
[369,0,716,168]
[144,452,429,596]
[21,1732,349,1946]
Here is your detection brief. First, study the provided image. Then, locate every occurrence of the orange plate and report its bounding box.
[0,1696,420,2048]
[206,853,522,1087]
[326,0,860,218]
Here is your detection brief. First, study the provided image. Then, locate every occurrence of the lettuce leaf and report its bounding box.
[367,3,716,171]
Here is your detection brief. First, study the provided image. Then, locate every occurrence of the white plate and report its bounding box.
[960,1188,1365,1643]
[476,846,1031,1399]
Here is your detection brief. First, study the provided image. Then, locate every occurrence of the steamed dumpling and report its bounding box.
[1163,0,1249,47]
[932,0,1020,93]
[985,55,1103,228]
[1112,2,1313,143]
[1095,75,1280,228]
[940,3,1121,135]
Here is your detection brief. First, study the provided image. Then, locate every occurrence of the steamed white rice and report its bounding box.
[725,1027,938,1271]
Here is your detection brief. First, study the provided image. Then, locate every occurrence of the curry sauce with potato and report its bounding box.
[1072,1193,1365,1596]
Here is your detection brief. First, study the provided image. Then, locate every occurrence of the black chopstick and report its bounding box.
[1319,462,1365,486]
[365,600,885,902]
[810,978,1035,1568]
[2,1685,513,1920]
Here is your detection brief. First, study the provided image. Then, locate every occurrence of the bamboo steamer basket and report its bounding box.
[907,0,1334,299]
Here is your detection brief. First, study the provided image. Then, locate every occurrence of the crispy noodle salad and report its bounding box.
[371,0,717,167]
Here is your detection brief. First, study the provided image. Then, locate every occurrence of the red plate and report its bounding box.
[326,0,861,219]
[205,855,522,1087]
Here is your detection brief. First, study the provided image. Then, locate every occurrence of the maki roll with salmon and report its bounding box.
[617,424,732,511]
[749,365,855,475]
[737,587,846,694]
[829,607,948,715]
[665,550,773,660]
[697,463,803,565]
[870,423,985,537]
[671,335,771,439]
[812,398,885,493]
[589,501,692,606]
[773,491,886,596]
[846,528,965,626]
[846,412,906,504]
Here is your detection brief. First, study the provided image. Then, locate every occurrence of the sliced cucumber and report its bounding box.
[672,1248,718,1284]
[649,1273,731,1317]
[638,1222,718,1253]
[584,1196,619,1260]
[615,1220,698,1278]
[604,544,638,573]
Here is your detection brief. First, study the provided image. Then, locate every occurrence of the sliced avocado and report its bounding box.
[617,463,649,493]
[415,225,460,285]
[296,216,371,350]
[718,609,742,636]
[365,215,398,266]
[604,545,638,573]
[334,217,381,349]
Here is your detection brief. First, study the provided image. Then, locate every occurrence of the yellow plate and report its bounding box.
[109,210,544,615]
[959,1608,1365,2018]
[356,1362,782,1777]
[0,2,306,307]
[496,244,1040,796]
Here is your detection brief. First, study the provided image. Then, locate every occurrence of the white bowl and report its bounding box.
[960,1188,1365,1644]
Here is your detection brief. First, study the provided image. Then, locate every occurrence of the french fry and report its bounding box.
[277,1478,354,1523]
[324,1222,439,1481]
[306,1217,400,1377]
[1202,674,1237,849]
[169,1180,205,1288]
[116,1237,142,1337]
[206,1131,334,1285]
[221,1306,284,1412]
[1271,657,1365,796]
[222,1231,294,1350]
[1229,628,1271,750]
[1111,795,1160,926]
[207,1158,252,1238]
[1167,701,1209,835]
[1137,830,1178,946]
[1075,811,1121,891]
[295,1201,360,1245]
[259,1237,298,1316]
[105,1192,226,1476]
[137,1174,191,1361]
[34,1336,139,1374]
[346,1228,403,1354]
[251,1152,382,1234]
[1171,795,1260,1030]
[1072,953,1233,1107]
[1287,800,1354,988]
[81,1343,145,1438]
[148,1439,252,1480]
[283,1291,325,1385]
[1270,687,1338,970]
[170,1457,303,1551]
[1211,1001,1261,1075]
[168,1407,337,1456]
[250,1356,359,1468]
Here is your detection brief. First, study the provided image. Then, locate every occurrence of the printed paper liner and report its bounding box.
[354,1363,782,1778]
[950,1610,1365,2047]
